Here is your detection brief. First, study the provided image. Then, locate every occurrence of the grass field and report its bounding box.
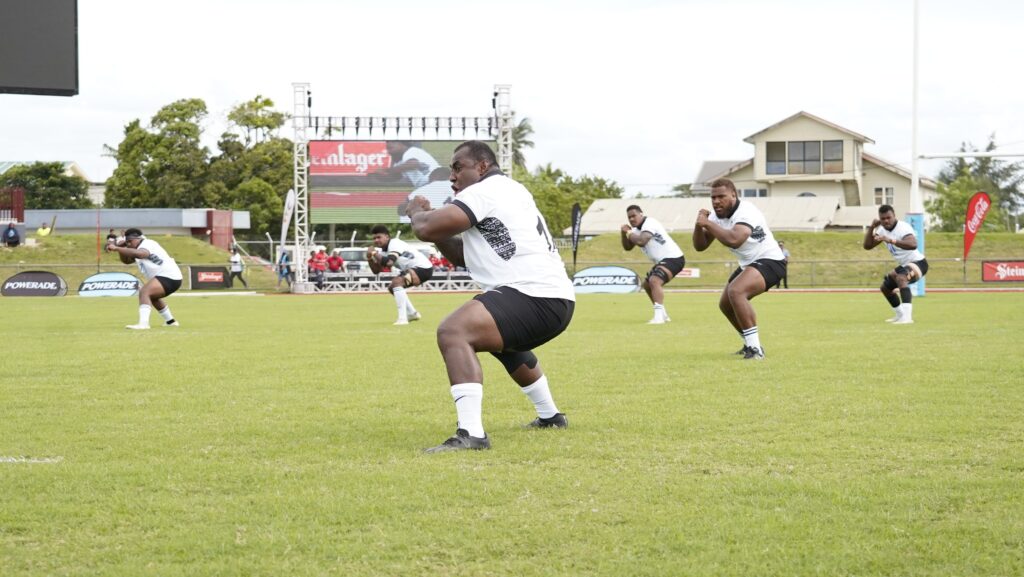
[2,291,1023,576]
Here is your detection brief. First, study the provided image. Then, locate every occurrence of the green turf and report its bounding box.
[1,292,1022,576]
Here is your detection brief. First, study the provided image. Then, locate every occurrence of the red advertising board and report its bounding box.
[309,141,391,175]
[982,261,1024,282]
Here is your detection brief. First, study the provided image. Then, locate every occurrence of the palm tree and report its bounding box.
[511,113,534,169]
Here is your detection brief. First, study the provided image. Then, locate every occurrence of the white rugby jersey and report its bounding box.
[874,220,925,266]
[400,147,440,188]
[709,200,785,267]
[453,173,575,300]
[631,216,684,263]
[135,238,182,280]
[385,237,432,272]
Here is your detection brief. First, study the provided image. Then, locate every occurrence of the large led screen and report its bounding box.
[309,140,496,224]
[0,0,79,96]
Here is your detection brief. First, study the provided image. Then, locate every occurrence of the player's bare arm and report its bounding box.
[408,198,472,242]
[631,231,654,247]
[366,248,382,274]
[863,218,884,250]
[620,225,635,250]
[433,237,465,268]
[692,210,714,251]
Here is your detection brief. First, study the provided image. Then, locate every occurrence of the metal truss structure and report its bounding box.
[290,84,512,293]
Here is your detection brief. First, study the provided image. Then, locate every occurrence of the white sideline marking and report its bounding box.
[0,456,63,464]
[175,291,263,297]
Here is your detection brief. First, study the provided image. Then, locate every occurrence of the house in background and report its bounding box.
[693,111,937,226]
[573,112,941,234]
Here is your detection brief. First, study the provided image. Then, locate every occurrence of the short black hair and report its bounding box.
[454,140,498,166]
[370,225,390,236]
[626,205,642,213]
[124,228,144,239]
[878,204,895,215]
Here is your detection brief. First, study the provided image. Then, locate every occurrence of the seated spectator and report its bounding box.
[4,223,20,247]
[309,248,328,288]
[327,250,345,273]
[429,254,443,271]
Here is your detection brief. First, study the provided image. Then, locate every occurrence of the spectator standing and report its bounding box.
[228,248,248,288]
[277,250,293,288]
[37,222,51,237]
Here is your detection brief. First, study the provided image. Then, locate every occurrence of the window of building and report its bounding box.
[787,141,821,175]
[823,140,843,174]
[874,186,894,205]
[741,189,767,198]
[766,142,786,175]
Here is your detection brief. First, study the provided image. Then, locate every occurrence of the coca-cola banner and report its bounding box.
[982,261,1024,282]
[2,270,68,297]
[964,191,991,260]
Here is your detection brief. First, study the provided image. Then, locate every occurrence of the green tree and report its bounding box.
[226,178,280,235]
[925,169,1005,232]
[671,183,694,197]
[0,162,92,209]
[934,135,1023,229]
[511,114,534,169]
[104,99,211,208]
[516,163,622,234]
[227,95,288,146]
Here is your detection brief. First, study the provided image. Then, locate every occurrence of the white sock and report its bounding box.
[520,375,559,418]
[902,303,913,319]
[892,306,903,318]
[157,306,174,322]
[137,304,152,327]
[393,287,409,322]
[741,326,761,351]
[405,296,418,316]
[450,383,484,438]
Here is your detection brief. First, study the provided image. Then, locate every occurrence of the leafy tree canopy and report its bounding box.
[0,162,92,209]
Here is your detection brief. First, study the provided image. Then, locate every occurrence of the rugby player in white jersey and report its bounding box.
[621,205,686,324]
[693,178,786,360]
[863,204,928,324]
[105,228,182,330]
[407,140,575,452]
[367,224,434,325]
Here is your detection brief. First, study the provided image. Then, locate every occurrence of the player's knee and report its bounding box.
[435,320,466,351]
[491,350,538,374]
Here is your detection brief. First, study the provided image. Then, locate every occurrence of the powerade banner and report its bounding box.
[78,272,140,297]
[573,266,639,294]
[982,261,1024,282]
[189,266,228,290]
[2,270,68,297]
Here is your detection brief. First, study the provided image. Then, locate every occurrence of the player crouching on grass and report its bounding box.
[692,178,786,360]
[106,228,182,330]
[407,140,575,452]
[863,204,928,324]
[621,204,686,324]
[366,225,433,325]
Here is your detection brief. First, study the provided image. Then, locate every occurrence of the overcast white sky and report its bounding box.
[1,0,1022,197]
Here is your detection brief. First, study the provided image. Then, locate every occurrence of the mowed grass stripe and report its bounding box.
[1,292,1022,576]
